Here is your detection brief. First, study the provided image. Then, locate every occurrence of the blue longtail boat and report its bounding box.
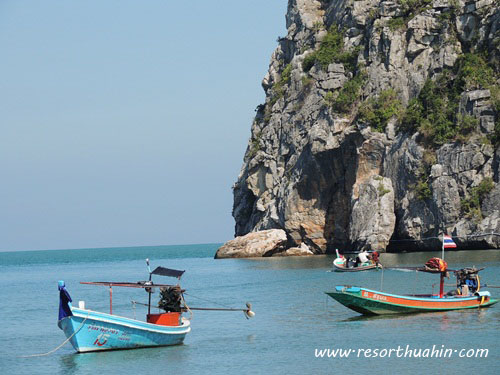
[58,305,191,352]
[58,260,254,353]
[57,262,191,352]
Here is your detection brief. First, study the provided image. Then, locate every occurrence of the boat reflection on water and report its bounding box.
[341,307,489,326]
[59,343,189,372]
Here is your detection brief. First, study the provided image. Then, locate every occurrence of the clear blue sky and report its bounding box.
[0,1,287,251]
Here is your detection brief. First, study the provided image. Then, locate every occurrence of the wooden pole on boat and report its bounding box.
[188,303,255,318]
[188,307,250,312]
[130,300,255,318]
[146,259,152,316]
[439,230,445,298]
[439,272,444,298]
[440,230,446,298]
[109,285,113,314]
[147,277,152,316]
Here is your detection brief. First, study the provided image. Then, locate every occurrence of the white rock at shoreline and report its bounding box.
[215,229,287,259]
[272,242,314,257]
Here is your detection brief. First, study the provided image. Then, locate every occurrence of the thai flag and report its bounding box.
[443,234,457,248]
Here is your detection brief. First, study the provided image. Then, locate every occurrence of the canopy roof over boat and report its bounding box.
[80,267,185,287]
[385,267,453,273]
[386,266,484,274]
[151,266,185,278]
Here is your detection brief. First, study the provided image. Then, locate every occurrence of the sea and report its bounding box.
[0,244,498,375]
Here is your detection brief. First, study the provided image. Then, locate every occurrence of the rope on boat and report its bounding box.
[19,314,89,358]
[388,232,500,243]
[181,293,193,320]
[183,292,235,309]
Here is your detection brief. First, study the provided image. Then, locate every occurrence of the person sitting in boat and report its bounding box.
[447,268,479,296]
[356,251,369,266]
[346,257,355,268]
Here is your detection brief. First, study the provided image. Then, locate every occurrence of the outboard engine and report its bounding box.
[455,268,480,295]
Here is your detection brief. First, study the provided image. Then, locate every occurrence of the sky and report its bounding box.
[0,0,288,251]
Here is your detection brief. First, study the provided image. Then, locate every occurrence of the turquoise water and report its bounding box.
[0,245,498,374]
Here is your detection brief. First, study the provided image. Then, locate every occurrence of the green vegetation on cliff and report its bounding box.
[387,0,436,30]
[454,53,496,91]
[266,63,293,119]
[489,86,500,145]
[248,130,262,159]
[358,89,403,132]
[303,26,359,73]
[461,177,495,220]
[413,150,436,201]
[331,72,366,113]
[398,0,433,13]
[304,25,367,114]
[402,73,456,146]
[401,53,497,147]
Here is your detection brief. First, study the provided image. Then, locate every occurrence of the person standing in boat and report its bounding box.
[356,250,369,266]
[370,251,380,266]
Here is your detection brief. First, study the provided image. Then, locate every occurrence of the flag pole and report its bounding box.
[441,232,445,260]
[440,231,445,298]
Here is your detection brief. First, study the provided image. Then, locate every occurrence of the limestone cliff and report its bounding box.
[233,0,500,253]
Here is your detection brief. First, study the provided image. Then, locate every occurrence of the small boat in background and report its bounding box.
[58,260,254,353]
[332,249,382,272]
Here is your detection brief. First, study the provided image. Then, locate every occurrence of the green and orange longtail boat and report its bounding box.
[327,235,498,315]
[326,265,498,315]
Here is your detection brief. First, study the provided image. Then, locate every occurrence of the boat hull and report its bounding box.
[326,286,498,315]
[332,258,379,272]
[58,307,190,353]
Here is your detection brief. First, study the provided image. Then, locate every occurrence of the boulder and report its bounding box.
[272,242,315,257]
[215,229,287,259]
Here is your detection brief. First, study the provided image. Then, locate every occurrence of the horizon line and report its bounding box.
[0,241,225,254]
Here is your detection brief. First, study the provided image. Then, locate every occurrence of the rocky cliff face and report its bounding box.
[233,0,500,253]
